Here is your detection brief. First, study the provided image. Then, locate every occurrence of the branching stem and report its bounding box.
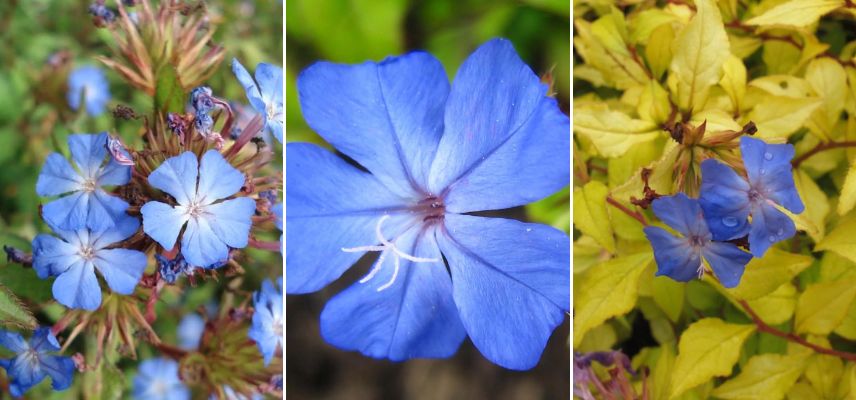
[792,141,856,168]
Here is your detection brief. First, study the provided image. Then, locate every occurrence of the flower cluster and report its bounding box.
[644,137,804,287]
[0,328,75,397]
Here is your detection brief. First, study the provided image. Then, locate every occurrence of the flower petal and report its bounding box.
[0,330,28,353]
[206,197,256,248]
[437,214,568,370]
[147,151,199,205]
[93,248,147,294]
[53,260,101,310]
[651,193,711,238]
[740,137,804,213]
[255,63,283,104]
[68,133,108,180]
[87,189,131,230]
[699,159,752,240]
[643,226,701,282]
[268,119,283,144]
[427,39,548,199]
[181,217,229,267]
[442,95,570,213]
[231,58,262,102]
[297,51,449,195]
[91,214,140,248]
[97,158,131,187]
[197,150,246,204]
[748,202,796,257]
[28,327,61,353]
[36,153,84,196]
[42,191,89,231]
[41,355,75,391]
[320,226,466,361]
[32,234,80,279]
[702,242,752,288]
[7,356,46,395]
[141,202,188,250]
[285,143,410,294]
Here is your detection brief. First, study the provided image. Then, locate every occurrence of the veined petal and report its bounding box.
[268,120,283,144]
[53,260,101,310]
[181,217,229,267]
[68,133,108,180]
[91,215,140,249]
[740,137,804,213]
[702,241,752,288]
[87,189,131,231]
[428,39,547,197]
[148,151,199,205]
[28,327,61,353]
[42,192,89,231]
[699,159,752,241]
[7,356,45,395]
[32,234,80,279]
[285,143,410,294]
[205,197,256,248]
[651,193,711,238]
[93,248,147,294]
[255,63,283,105]
[231,58,262,101]
[320,226,466,361]
[36,154,84,196]
[97,159,131,187]
[643,226,701,282]
[748,202,796,257]
[437,214,568,370]
[40,355,75,391]
[0,331,28,353]
[197,150,246,204]
[297,51,449,195]
[443,96,570,213]
[141,202,189,250]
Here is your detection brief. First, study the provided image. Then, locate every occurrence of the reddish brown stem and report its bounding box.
[792,141,856,168]
[606,196,648,226]
[738,300,856,362]
[249,237,281,252]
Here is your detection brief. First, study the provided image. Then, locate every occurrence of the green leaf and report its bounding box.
[669,318,755,399]
[744,283,797,325]
[839,160,856,216]
[719,55,747,115]
[574,106,660,157]
[573,252,653,347]
[651,344,676,400]
[668,0,729,113]
[0,284,37,330]
[573,181,616,252]
[153,65,185,115]
[748,96,822,140]
[727,248,813,300]
[711,353,808,400]
[795,278,856,335]
[816,216,856,264]
[645,23,675,80]
[746,0,844,28]
[787,169,828,242]
[653,276,685,323]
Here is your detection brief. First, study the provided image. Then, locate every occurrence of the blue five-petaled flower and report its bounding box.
[700,136,804,257]
[132,358,190,400]
[0,327,75,397]
[643,194,753,288]
[32,215,147,310]
[232,59,283,144]
[67,66,111,116]
[287,38,570,370]
[36,132,131,231]
[140,150,256,268]
[248,277,283,366]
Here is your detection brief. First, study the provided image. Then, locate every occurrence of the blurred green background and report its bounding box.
[285,0,570,399]
[0,1,282,398]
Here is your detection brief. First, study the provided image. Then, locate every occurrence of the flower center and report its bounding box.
[688,234,706,248]
[266,102,281,122]
[81,178,98,193]
[185,202,205,219]
[413,195,445,223]
[79,246,96,260]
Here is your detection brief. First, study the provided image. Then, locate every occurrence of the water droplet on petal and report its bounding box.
[764,152,773,161]
[722,216,738,227]
[768,235,777,243]
[525,228,532,232]
[760,168,766,175]
[777,228,784,235]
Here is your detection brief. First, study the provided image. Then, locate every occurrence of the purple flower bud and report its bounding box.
[155,254,194,284]
[106,135,134,166]
[3,245,31,265]
[189,86,215,114]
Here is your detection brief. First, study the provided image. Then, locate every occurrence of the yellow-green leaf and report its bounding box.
[719,55,747,114]
[591,7,630,56]
[573,252,653,347]
[746,0,844,28]
[795,278,856,335]
[711,353,808,400]
[652,345,676,400]
[748,96,822,140]
[749,75,812,98]
[646,23,675,80]
[816,216,856,264]
[728,248,813,300]
[669,318,755,398]
[653,275,685,323]
[669,0,729,113]
[839,160,856,216]
[788,169,828,242]
[638,80,672,124]
[630,8,678,44]
[744,283,797,325]
[574,106,660,157]
[573,181,616,252]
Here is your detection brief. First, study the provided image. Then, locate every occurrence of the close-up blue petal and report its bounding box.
[0,330,28,353]
[231,58,263,106]
[42,191,89,231]
[427,39,547,197]
[437,214,569,370]
[97,158,132,187]
[702,241,752,288]
[320,226,466,362]
[147,151,199,205]
[206,197,256,248]
[297,51,449,196]
[255,63,283,105]
[28,327,61,353]
[181,217,229,267]
[133,358,190,400]
[651,193,711,238]
[32,233,80,279]
[643,226,701,283]
[94,248,148,295]
[197,150,246,204]
[40,355,75,391]
[35,153,84,196]
[285,143,411,294]
[748,201,796,257]
[740,137,804,213]
[53,260,101,310]
[68,133,109,180]
[699,159,752,241]
[141,201,189,250]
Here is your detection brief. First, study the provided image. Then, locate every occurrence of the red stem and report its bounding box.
[249,237,281,252]
[606,196,648,226]
[792,141,856,168]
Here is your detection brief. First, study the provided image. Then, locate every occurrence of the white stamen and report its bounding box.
[341,215,438,292]
[697,262,705,279]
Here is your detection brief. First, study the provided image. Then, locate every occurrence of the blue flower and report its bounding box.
[32,216,147,310]
[155,253,195,284]
[0,327,75,397]
[67,66,110,116]
[643,194,752,288]
[132,358,190,400]
[288,38,570,370]
[141,150,256,267]
[231,59,283,143]
[177,314,205,350]
[699,137,804,257]
[36,132,131,231]
[248,277,282,366]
